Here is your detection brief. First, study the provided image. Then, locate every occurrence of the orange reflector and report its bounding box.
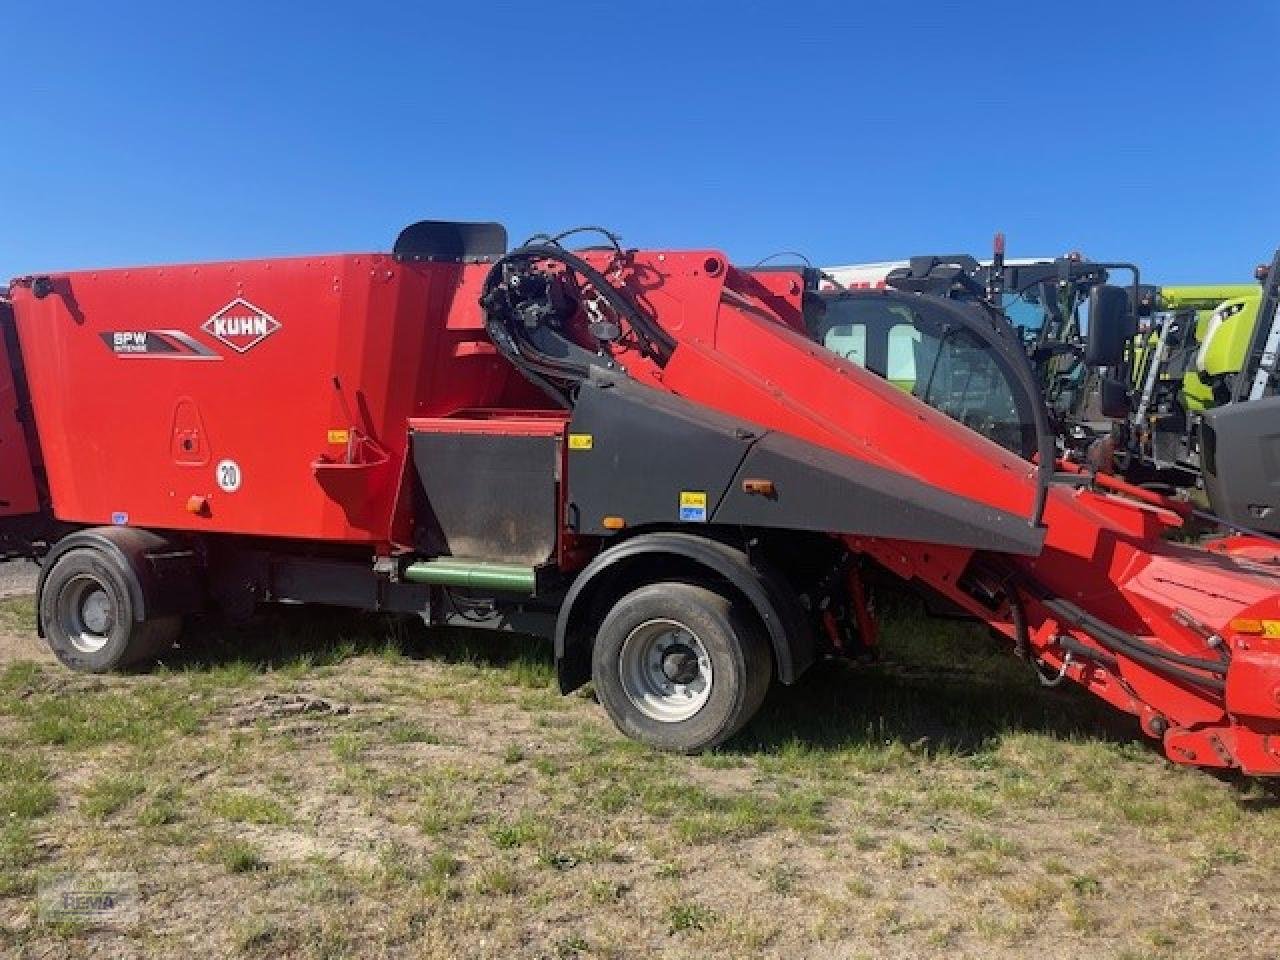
[742,478,776,497]
[602,516,626,530]
[186,495,210,516]
[1230,618,1264,635]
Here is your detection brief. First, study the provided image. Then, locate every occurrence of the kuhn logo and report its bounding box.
[202,298,280,353]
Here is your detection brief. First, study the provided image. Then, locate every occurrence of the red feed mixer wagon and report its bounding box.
[3,220,1280,770]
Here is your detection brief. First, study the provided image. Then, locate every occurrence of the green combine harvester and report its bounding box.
[816,244,1280,534]
[1026,248,1280,535]
[1198,250,1280,532]
[1124,280,1266,482]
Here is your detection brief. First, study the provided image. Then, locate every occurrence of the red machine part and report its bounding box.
[7,257,550,547]
[11,242,1280,773]
[551,248,1280,774]
[0,307,41,520]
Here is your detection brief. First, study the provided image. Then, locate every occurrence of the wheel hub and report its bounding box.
[58,575,116,654]
[661,645,699,685]
[618,619,714,724]
[81,589,112,635]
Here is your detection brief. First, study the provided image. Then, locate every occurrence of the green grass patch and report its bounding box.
[203,837,265,873]
[386,720,438,745]
[330,734,366,762]
[672,788,825,844]
[0,751,55,820]
[208,790,291,826]
[80,774,145,820]
[667,901,716,934]
[0,821,39,870]
[0,659,41,694]
[0,597,34,635]
[3,684,206,749]
[473,863,522,895]
[489,812,549,849]
[137,785,185,827]
[420,850,461,899]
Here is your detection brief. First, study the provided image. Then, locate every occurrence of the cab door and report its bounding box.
[813,291,1039,459]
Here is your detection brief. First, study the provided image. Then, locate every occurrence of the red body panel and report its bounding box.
[8,256,548,545]
[0,321,40,518]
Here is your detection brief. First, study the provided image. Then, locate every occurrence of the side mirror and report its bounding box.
[1099,377,1131,420]
[1084,285,1135,368]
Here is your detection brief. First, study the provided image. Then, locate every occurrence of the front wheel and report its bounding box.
[40,547,181,672]
[591,582,771,753]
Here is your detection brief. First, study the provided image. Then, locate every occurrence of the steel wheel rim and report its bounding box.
[59,575,114,653]
[618,618,713,723]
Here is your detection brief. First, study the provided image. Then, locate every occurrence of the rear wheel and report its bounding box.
[591,582,771,753]
[40,547,180,672]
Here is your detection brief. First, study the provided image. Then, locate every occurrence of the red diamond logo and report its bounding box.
[202,298,280,353]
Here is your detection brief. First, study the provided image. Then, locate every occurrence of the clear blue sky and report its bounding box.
[4,1,1276,284]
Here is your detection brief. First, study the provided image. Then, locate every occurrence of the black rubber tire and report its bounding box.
[591,582,771,753]
[39,547,181,673]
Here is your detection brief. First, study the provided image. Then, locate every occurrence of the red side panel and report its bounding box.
[0,313,40,518]
[7,255,548,545]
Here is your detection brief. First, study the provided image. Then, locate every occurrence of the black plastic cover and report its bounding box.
[566,372,1045,555]
[713,432,1045,555]
[1201,397,1280,534]
[393,221,508,262]
[565,374,757,535]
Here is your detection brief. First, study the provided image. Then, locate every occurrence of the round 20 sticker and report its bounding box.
[216,459,242,493]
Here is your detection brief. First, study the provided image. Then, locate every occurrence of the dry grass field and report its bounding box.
[0,592,1275,959]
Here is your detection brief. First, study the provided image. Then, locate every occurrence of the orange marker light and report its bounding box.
[602,516,626,530]
[742,478,776,498]
[1230,618,1264,635]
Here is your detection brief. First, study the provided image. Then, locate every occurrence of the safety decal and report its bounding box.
[568,433,593,450]
[216,459,242,493]
[679,491,708,522]
[327,429,351,445]
[202,298,280,353]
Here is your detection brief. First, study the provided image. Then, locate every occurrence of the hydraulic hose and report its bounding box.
[480,242,677,406]
[1035,594,1226,695]
[1040,595,1227,675]
[484,244,675,360]
[1004,575,1029,660]
[1056,634,1118,669]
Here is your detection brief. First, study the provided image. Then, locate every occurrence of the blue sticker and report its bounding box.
[678,491,708,523]
[111,512,129,526]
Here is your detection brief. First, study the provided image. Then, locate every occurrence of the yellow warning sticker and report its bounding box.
[327,429,350,445]
[679,491,708,522]
[1263,621,1280,638]
[568,433,593,450]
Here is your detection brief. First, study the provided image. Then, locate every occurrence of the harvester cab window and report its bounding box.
[912,326,1028,454]
[823,323,867,367]
[816,292,1037,458]
[888,323,932,392]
